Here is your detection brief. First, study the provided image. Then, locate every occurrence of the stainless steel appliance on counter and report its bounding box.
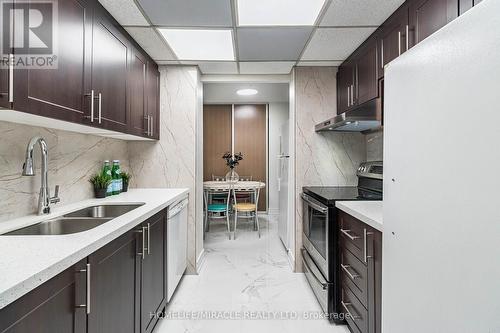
[301,161,382,323]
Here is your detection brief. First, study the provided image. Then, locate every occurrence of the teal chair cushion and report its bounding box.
[207,204,228,212]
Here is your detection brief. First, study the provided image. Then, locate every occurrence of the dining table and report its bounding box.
[203,180,266,191]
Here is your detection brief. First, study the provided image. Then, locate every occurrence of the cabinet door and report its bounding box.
[91,8,129,132]
[379,6,408,77]
[129,49,147,137]
[0,260,87,333]
[146,62,160,139]
[0,55,10,108]
[12,0,93,122]
[88,230,140,333]
[337,61,355,115]
[355,38,379,105]
[141,211,167,333]
[408,0,458,48]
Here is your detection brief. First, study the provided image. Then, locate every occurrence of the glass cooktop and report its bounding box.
[303,186,382,206]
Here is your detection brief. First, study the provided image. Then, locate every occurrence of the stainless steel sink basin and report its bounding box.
[63,204,144,218]
[5,217,113,235]
[4,203,144,235]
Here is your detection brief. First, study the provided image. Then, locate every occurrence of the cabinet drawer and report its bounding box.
[339,211,365,262]
[341,248,368,308]
[342,286,368,333]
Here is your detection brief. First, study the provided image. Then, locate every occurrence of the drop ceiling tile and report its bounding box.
[99,0,149,26]
[237,0,326,26]
[237,27,313,61]
[301,27,376,61]
[297,61,343,66]
[125,27,177,60]
[137,0,232,26]
[239,62,294,74]
[321,0,405,26]
[197,62,239,74]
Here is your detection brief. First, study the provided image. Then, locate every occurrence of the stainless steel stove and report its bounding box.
[300,161,382,323]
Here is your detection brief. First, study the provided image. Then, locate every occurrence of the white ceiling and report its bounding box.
[98,0,406,74]
[203,83,289,103]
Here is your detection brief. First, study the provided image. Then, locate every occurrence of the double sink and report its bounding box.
[5,204,144,236]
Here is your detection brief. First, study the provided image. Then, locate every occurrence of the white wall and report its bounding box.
[268,102,289,214]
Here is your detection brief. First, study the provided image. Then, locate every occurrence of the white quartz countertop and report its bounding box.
[0,188,189,309]
[336,201,383,232]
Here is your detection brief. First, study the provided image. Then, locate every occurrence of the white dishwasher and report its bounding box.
[167,197,188,301]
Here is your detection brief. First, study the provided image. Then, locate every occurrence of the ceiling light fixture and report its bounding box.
[237,0,326,26]
[157,28,234,61]
[237,89,258,96]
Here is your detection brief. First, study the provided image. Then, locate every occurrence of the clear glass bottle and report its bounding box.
[102,160,112,197]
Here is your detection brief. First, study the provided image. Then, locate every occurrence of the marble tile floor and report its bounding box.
[154,214,349,333]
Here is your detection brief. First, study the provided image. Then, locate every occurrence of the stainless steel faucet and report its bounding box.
[22,136,60,215]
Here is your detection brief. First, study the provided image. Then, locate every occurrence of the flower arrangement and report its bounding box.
[222,152,243,169]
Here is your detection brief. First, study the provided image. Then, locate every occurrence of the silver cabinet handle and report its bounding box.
[98,93,102,124]
[150,116,154,137]
[341,301,361,319]
[340,228,361,240]
[76,263,91,314]
[146,222,151,255]
[136,227,146,259]
[406,25,409,51]
[86,90,95,122]
[8,54,14,103]
[350,84,354,105]
[144,115,149,135]
[347,86,350,107]
[363,228,373,263]
[341,264,360,280]
[398,31,402,56]
[380,40,384,69]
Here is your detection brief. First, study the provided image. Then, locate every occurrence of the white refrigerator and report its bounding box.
[278,121,290,250]
[383,1,500,332]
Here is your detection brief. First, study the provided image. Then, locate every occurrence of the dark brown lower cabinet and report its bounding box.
[0,259,88,333]
[0,208,169,333]
[140,212,167,333]
[0,65,10,108]
[339,211,382,333]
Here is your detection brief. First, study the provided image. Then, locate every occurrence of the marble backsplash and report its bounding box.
[366,130,383,161]
[0,122,129,222]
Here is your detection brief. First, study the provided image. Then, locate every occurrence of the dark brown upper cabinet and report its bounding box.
[140,212,167,333]
[408,0,458,48]
[379,5,408,77]
[129,49,148,137]
[12,0,93,123]
[0,259,88,333]
[336,59,356,115]
[145,62,160,139]
[91,7,130,133]
[354,37,379,105]
[87,228,141,333]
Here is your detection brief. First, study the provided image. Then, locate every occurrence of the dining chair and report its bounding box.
[211,175,228,203]
[235,175,253,202]
[204,188,232,240]
[239,175,253,181]
[212,174,225,181]
[232,186,260,239]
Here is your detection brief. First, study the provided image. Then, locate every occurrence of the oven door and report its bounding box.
[301,193,330,280]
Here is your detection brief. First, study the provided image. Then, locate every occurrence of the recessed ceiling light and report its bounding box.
[237,89,258,96]
[157,29,234,61]
[237,0,326,26]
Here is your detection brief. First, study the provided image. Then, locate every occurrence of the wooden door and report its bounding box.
[141,212,167,333]
[91,8,129,132]
[128,49,147,137]
[234,104,267,211]
[203,105,232,180]
[146,62,160,139]
[0,259,87,333]
[88,229,140,333]
[12,0,93,122]
[408,0,458,48]
[355,37,379,105]
[379,6,408,77]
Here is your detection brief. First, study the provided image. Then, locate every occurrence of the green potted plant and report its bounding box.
[121,172,131,192]
[89,173,112,198]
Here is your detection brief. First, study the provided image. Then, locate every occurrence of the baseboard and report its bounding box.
[196,248,207,273]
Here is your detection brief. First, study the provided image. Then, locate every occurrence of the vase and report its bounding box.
[94,188,107,198]
[225,169,239,182]
[122,180,129,192]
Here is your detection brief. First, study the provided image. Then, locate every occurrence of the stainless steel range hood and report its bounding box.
[315,98,382,132]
